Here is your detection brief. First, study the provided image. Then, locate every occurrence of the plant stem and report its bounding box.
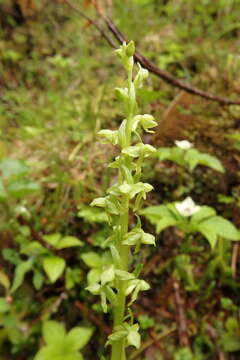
[111,196,129,360]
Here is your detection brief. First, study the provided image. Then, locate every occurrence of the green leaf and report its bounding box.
[0,297,10,313]
[33,270,44,290]
[220,334,240,352]
[7,179,40,198]
[81,252,102,268]
[157,147,184,166]
[11,258,34,293]
[190,206,216,224]
[0,158,29,178]
[201,216,240,241]
[156,217,179,233]
[57,236,84,249]
[43,233,61,247]
[196,224,218,248]
[66,327,93,351]
[43,321,66,344]
[43,256,66,283]
[185,149,224,173]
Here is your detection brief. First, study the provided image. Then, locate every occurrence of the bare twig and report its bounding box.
[64,0,117,48]
[173,279,190,348]
[104,16,240,106]
[75,300,111,335]
[64,0,240,106]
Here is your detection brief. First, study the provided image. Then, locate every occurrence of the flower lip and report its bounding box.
[174,140,193,150]
[175,196,200,217]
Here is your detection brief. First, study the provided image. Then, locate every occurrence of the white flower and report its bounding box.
[175,197,200,217]
[175,140,193,150]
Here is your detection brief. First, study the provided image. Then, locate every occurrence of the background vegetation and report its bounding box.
[1,0,240,359]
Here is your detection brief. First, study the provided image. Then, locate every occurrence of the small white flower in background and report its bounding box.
[175,140,193,150]
[175,197,200,217]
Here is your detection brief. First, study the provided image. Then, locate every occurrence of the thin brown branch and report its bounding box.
[103,16,240,106]
[63,0,117,49]
[75,300,111,335]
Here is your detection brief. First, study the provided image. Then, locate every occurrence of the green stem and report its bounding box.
[111,197,129,360]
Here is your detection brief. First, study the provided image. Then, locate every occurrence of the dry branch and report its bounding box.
[63,0,240,106]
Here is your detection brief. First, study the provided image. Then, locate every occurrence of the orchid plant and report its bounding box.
[87,41,157,359]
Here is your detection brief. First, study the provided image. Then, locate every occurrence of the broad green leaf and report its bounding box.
[11,258,34,293]
[43,233,61,247]
[66,327,93,351]
[43,321,66,344]
[157,147,184,166]
[43,256,66,283]
[57,236,84,249]
[156,217,179,233]
[190,206,216,224]
[7,179,40,198]
[0,158,29,178]
[186,149,224,173]
[81,252,102,268]
[21,241,47,256]
[201,216,240,241]
[196,224,218,248]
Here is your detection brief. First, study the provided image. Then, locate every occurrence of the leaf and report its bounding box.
[57,236,84,249]
[190,206,216,224]
[66,327,93,351]
[43,257,66,283]
[185,149,225,172]
[7,179,40,198]
[11,258,34,293]
[33,270,44,290]
[43,233,61,247]
[0,158,29,178]
[157,147,184,166]
[220,334,240,352]
[196,224,218,249]
[81,252,102,268]
[156,217,179,233]
[42,321,66,344]
[0,297,10,313]
[0,270,10,291]
[201,216,240,241]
